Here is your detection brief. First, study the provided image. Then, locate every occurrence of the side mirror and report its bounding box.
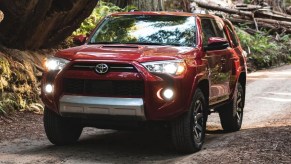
[73,35,87,45]
[204,37,229,51]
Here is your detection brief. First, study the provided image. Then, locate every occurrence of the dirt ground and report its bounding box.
[0,65,291,164]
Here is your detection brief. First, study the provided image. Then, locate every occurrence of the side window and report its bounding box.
[212,19,226,38]
[201,18,216,45]
[201,18,227,45]
[225,21,239,47]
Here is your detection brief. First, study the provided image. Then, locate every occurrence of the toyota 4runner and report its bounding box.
[42,12,247,153]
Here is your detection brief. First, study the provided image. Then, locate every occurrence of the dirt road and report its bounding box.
[1,65,291,164]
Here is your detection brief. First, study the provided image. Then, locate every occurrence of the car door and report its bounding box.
[224,19,245,94]
[201,17,233,105]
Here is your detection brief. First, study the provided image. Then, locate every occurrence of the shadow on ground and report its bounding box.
[1,125,290,163]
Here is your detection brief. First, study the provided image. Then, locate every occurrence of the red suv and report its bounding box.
[42,12,246,153]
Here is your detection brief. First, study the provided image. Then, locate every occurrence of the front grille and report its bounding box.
[63,78,144,97]
[69,63,137,72]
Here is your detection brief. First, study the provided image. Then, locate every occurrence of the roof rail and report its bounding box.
[192,10,209,14]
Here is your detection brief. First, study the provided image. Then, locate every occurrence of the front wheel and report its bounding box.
[219,83,244,132]
[43,107,83,145]
[171,89,208,153]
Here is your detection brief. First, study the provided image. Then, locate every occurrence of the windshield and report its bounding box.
[90,15,197,47]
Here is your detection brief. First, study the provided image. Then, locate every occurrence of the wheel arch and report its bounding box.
[197,79,210,110]
[238,72,246,108]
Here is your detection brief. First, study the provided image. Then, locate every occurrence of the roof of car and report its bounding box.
[110,11,216,18]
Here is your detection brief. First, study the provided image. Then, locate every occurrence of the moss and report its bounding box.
[0,57,11,92]
[0,48,47,115]
[0,56,11,78]
[0,93,18,114]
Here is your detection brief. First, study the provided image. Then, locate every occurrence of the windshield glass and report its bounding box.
[90,15,197,47]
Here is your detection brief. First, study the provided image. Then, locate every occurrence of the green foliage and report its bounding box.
[243,0,252,4]
[73,1,137,36]
[236,27,291,70]
[0,55,43,115]
[0,57,11,91]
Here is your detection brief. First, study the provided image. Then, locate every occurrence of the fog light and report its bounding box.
[163,89,174,100]
[45,84,53,93]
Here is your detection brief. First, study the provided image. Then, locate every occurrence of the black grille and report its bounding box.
[69,63,137,72]
[63,79,144,97]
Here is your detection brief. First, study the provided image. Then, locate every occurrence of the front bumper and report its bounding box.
[59,95,145,120]
[41,60,197,121]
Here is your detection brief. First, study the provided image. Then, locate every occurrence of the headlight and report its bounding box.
[141,60,186,76]
[45,57,69,71]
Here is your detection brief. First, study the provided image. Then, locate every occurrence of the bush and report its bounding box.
[236,27,291,70]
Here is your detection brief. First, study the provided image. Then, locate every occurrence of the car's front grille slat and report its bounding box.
[73,65,95,69]
[69,63,137,72]
[63,79,144,97]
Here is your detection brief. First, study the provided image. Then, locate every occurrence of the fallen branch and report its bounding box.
[254,10,291,22]
[194,0,253,17]
[194,0,291,22]
[236,4,271,11]
[229,18,291,34]
[255,18,291,27]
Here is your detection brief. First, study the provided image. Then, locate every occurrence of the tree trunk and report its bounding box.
[252,0,286,12]
[106,0,192,12]
[0,0,98,50]
[104,0,164,11]
[229,17,291,33]
[194,0,253,17]
[287,6,291,14]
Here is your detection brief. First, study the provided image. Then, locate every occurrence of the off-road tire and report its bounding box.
[44,107,83,145]
[171,89,208,153]
[219,83,244,132]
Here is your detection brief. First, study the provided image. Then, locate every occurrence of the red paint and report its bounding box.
[207,37,228,45]
[41,12,246,121]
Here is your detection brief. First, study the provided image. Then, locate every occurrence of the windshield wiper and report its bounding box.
[126,42,186,47]
[124,42,165,45]
[167,43,185,46]
[89,41,121,44]
[89,41,186,47]
[126,42,184,46]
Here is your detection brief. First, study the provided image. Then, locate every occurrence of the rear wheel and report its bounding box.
[171,89,208,153]
[219,83,244,132]
[44,107,83,145]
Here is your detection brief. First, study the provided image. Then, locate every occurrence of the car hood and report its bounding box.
[55,44,195,63]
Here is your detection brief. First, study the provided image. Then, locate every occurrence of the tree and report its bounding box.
[0,0,98,50]
[252,0,287,12]
[103,0,165,11]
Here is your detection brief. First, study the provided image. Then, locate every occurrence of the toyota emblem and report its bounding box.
[95,63,109,74]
